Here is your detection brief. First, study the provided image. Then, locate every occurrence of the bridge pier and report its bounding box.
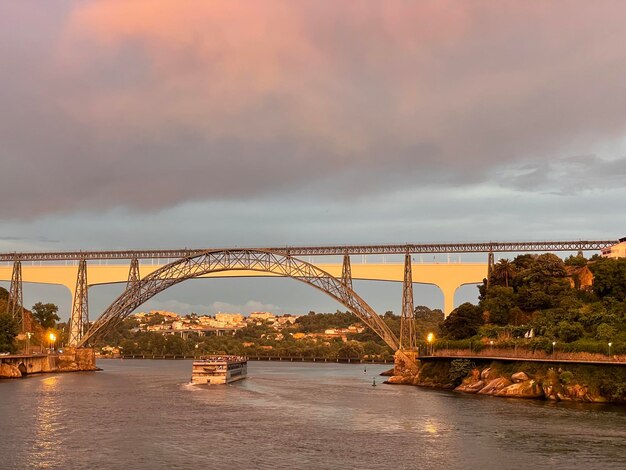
[68,259,89,346]
[400,253,416,349]
[384,350,421,385]
[341,253,352,289]
[8,260,24,332]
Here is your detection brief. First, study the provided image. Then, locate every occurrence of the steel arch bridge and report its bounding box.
[77,249,400,350]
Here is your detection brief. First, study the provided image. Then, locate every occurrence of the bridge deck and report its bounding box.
[0,239,617,261]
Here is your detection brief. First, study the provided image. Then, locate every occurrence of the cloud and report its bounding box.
[497,155,626,194]
[1,1,626,220]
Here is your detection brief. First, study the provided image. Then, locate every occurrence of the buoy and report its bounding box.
[372,377,376,387]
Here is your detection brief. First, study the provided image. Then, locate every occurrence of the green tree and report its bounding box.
[596,322,617,341]
[555,321,584,342]
[443,303,484,340]
[564,255,587,267]
[31,302,60,329]
[590,258,626,302]
[0,312,19,353]
[481,286,516,325]
[492,259,514,287]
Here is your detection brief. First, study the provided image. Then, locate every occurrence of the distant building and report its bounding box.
[215,313,244,325]
[601,239,626,259]
[249,312,275,321]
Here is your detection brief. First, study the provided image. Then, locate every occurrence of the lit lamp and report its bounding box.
[26,332,33,355]
[608,342,612,359]
[427,333,435,356]
[49,333,56,353]
[552,341,556,356]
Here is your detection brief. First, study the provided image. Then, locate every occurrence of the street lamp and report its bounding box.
[49,333,56,354]
[26,332,33,355]
[608,342,612,359]
[427,333,435,356]
[552,341,556,356]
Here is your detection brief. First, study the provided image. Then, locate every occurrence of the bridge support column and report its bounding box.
[487,251,495,287]
[440,283,459,317]
[127,257,140,288]
[8,260,24,332]
[400,253,416,350]
[341,253,352,289]
[68,260,89,346]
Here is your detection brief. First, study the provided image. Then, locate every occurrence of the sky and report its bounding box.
[1,1,625,320]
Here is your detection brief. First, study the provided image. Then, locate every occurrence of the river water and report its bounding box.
[1,360,625,469]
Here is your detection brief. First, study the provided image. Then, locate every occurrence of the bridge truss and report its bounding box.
[77,249,400,350]
[0,239,617,262]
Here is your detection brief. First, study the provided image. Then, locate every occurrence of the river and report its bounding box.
[1,360,625,469]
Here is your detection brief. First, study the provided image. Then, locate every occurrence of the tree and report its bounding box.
[590,258,626,302]
[0,312,19,353]
[481,286,516,325]
[31,302,60,329]
[492,259,514,287]
[555,321,584,343]
[443,303,484,340]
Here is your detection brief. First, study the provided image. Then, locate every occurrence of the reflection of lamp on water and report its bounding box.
[427,333,435,356]
[49,333,56,353]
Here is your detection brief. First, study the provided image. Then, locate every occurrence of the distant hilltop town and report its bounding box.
[133,310,295,334]
[130,310,365,340]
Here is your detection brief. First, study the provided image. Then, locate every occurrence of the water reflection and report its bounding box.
[1,361,626,469]
[29,376,64,469]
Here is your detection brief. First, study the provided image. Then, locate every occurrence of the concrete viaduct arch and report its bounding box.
[78,249,400,350]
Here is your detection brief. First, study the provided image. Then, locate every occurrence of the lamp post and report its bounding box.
[608,342,612,359]
[427,333,435,356]
[26,332,32,355]
[490,340,494,353]
[552,341,556,357]
[49,333,56,354]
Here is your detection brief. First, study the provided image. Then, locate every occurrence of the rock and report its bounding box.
[497,380,544,398]
[385,375,415,385]
[0,363,22,378]
[542,368,561,401]
[511,372,529,383]
[480,368,492,380]
[478,377,512,395]
[455,380,485,394]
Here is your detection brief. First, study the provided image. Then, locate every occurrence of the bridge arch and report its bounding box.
[78,249,399,350]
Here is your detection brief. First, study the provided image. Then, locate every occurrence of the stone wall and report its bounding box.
[0,348,97,378]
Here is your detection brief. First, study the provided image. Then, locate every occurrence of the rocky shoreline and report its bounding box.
[0,348,98,379]
[385,358,626,403]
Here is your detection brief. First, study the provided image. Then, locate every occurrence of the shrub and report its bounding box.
[448,359,475,386]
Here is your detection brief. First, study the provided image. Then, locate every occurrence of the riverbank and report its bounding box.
[387,356,626,403]
[0,348,98,378]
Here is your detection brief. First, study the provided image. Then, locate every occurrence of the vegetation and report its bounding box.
[95,307,442,359]
[0,312,19,353]
[31,302,60,329]
[439,254,626,355]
